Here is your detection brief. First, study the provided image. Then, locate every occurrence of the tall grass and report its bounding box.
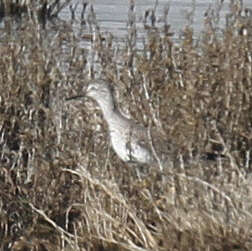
[0,1,252,250]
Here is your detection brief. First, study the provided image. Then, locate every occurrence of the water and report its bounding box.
[60,0,252,42]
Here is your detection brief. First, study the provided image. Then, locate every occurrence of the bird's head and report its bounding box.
[86,80,115,108]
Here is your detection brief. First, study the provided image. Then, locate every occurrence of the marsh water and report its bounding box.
[60,0,252,41]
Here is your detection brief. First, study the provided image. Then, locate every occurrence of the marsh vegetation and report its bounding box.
[0,0,252,250]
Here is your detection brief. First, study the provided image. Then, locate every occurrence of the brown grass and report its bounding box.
[0,1,252,251]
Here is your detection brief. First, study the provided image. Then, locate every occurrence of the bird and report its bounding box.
[68,79,225,171]
[85,79,176,170]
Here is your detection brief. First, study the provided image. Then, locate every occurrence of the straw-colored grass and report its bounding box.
[1,1,252,250]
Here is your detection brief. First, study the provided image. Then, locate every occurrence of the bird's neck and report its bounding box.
[96,98,127,129]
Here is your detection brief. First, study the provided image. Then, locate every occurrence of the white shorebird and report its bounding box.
[67,79,224,170]
[85,79,173,169]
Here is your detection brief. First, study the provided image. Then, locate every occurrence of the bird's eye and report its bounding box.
[87,85,97,92]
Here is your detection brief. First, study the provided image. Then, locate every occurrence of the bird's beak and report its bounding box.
[66,85,90,102]
[65,91,87,102]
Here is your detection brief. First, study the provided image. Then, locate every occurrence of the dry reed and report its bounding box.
[0,1,252,250]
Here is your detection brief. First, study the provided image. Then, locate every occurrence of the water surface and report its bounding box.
[60,0,252,41]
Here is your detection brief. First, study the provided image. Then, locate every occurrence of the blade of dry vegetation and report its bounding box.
[0,1,252,250]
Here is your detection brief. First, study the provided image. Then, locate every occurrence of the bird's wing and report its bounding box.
[129,123,173,163]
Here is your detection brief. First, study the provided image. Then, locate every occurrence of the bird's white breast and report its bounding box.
[109,129,153,164]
